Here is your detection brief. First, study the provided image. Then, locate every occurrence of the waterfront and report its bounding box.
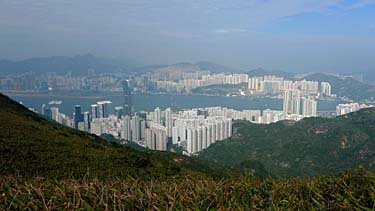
[8,93,341,118]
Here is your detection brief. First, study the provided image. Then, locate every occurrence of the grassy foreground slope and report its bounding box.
[199,109,375,177]
[2,169,375,210]
[0,93,229,179]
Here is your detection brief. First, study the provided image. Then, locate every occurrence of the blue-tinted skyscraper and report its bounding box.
[41,104,52,119]
[73,105,83,129]
[123,80,132,116]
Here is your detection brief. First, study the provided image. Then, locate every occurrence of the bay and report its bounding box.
[9,94,340,117]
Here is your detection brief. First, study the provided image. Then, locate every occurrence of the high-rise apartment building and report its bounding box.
[83,111,91,131]
[115,106,124,119]
[73,105,83,129]
[91,104,99,119]
[321,82,332,97]
[164,108,173,137]
[121,115,131,141]
[154,107,161,125]
[122,80,132,116]
[145,123,167,151]
[131,115,141,142]
[302,97,317,117]
[97,101,111,118]
[283,89,301,115]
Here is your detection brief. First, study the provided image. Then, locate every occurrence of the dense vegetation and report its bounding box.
[304,73,375,101]
[2,92,375,209]
[191,83,247,96]
[199,109,375,177]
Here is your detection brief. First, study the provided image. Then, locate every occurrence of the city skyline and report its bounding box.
[35,75,336,154]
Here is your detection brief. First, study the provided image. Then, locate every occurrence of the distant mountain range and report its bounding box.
[195,61,238,73]
[0,54,238,75]
[0,54,134,75]
[133,61,238,73]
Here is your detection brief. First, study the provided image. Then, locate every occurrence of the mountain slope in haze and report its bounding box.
[199,109,375,177]
[135,61,236,74]
[0,55,237,76]
[0,54,134,75]
[195,61,237,73]
[247,68,295,79]
[0,93,230,179]
[304,73,375,101]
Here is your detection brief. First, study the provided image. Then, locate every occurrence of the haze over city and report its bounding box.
[1,0,375,72]
[2,1,375,210]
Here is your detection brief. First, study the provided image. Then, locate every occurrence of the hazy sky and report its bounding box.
[1,0,375,72]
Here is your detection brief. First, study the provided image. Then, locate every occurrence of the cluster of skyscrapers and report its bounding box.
[138,107,232,154]
[262,78,335,118]
[155,73,249,92]
[170,109,232,154]
[283,89,318,117]
[248,76,319,95]
[87,106,233,155]
[247,75,334,99]
[41,104,72,126]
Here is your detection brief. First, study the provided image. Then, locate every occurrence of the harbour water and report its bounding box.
[9,93,340,117]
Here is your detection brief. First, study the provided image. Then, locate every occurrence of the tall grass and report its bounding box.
[2,169,374,210]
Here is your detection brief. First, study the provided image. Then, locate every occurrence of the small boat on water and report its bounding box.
[48,100,63,105]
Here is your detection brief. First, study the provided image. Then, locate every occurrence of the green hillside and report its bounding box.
[191,83,247,96]
[199,109,375,177]
[0,93,230,179]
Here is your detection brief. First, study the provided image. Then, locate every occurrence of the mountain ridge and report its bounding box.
[0,55,238,75]
[0,54,134,75]
[247,68,295,79]
[198,109,375,177]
